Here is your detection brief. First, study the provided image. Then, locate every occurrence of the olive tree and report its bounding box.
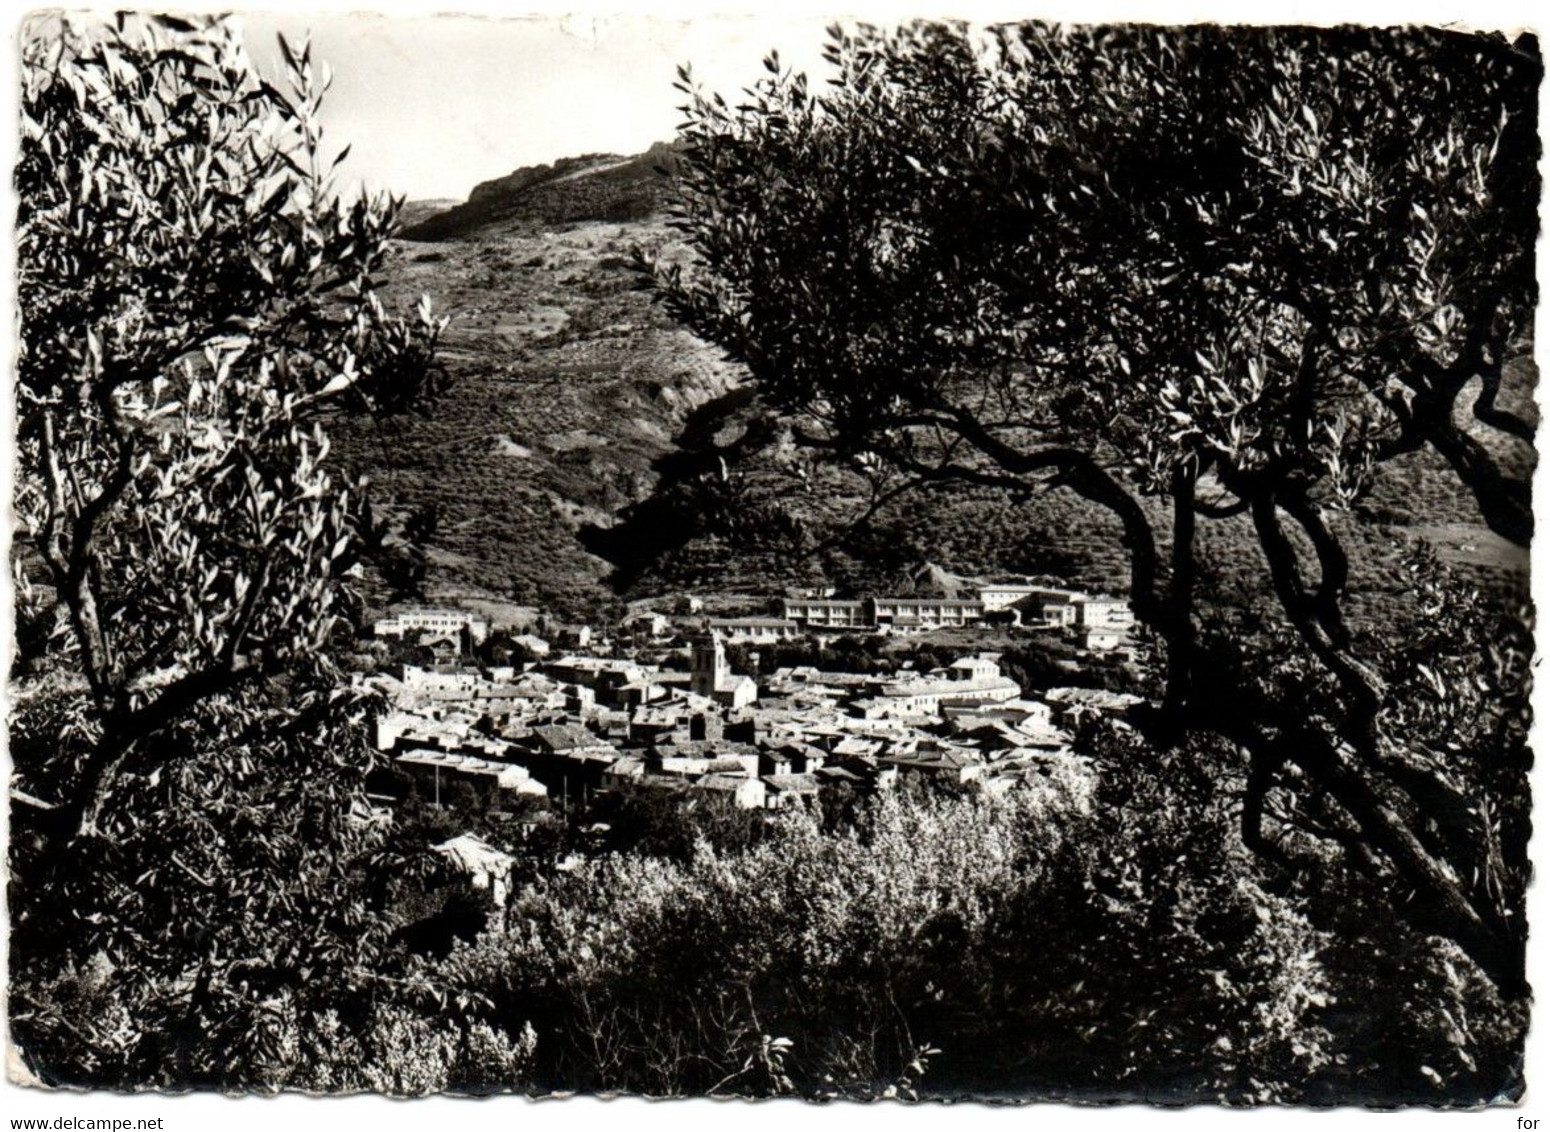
[14,12,448,836]
[7,14,485,1088]
[656,23,1537,991]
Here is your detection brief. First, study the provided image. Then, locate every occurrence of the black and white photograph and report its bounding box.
[3,0,1545,1114]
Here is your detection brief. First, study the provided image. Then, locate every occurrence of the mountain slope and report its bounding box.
[330,156,737,620]
[399,142,679,242]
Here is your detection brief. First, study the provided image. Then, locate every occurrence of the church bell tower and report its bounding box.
[690,631,727,699]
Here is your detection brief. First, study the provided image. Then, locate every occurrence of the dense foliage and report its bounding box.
[427,736,1518,1103]
[6,15,521,1092]
[658,21,1536,1008]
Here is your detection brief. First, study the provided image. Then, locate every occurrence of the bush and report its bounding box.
[443,759,1352,1100]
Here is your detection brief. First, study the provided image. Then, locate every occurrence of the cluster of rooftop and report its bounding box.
[361,618,1137,826]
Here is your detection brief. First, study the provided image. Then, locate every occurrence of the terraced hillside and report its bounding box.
[329,205,740,620]
[335,145,1533,625]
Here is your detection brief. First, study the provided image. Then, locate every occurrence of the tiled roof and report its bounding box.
[762,774,821,793]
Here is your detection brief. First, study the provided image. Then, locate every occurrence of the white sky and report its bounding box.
[238,12,837,200]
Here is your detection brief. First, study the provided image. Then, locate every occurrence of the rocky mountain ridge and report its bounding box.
[401,141,680,242]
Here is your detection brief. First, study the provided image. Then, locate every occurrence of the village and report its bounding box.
[358,580,1143,898]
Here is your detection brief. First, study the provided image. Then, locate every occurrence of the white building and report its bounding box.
[977,582,1077,613]
[693,773,768,810]
[946,654,1003,682]
[401,664,481,694]
[782,598,870,629]
[708,616,803,643]
[1073,596,1135,631]
[871,653,1021,715]
[374,607,490,644]
[870,597,984,631]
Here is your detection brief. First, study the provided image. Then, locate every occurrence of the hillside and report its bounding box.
[329,161,738,619]
[396,198,463,230]
[398,142,679,242]
[337,144,1533,624]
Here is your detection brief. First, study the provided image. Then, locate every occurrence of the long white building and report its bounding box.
[780,587,1132,635]
[374,607,491,644]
